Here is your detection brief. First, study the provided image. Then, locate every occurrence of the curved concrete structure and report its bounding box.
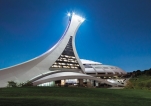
[0,13,86,87]
[0,13,126,88]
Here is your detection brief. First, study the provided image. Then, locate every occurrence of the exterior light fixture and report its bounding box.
[67,13,71,16]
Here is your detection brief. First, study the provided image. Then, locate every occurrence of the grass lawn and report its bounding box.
[0,87,151,106]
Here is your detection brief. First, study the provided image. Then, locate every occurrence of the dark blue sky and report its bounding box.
[0,0,151,72]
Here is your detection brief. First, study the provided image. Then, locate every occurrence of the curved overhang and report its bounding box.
[32,71,123,86]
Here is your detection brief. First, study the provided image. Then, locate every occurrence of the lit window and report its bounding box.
[62,63,66,65]
[65,55,68,57]
[75,61,78,63]
[63,66,67,68]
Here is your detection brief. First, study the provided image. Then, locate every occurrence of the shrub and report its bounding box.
[22,81,33,87]
[125,81,134,89]
[7,81,33,87]
[7,81,17,87]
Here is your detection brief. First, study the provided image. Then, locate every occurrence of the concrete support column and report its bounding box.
[90,80,94,86]
[95,82,99,87]
[87,82,92,87]
[79,79,83,86]
[93,80,96,86]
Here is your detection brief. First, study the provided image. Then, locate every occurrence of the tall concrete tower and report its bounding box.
[0,13,120,87]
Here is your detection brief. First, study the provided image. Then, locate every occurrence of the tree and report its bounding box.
[7,81,17,87]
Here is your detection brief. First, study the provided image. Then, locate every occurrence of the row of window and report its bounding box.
[83,64,118,69]
[60,55,75,59]
[54,62,79,66]
[57,59,78,63]
[51,65,79,69]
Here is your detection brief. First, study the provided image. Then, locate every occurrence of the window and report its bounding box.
[83,64,92,68]
[98,73,105,74]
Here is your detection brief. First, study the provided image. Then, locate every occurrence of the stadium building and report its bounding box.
[0,13,126,88]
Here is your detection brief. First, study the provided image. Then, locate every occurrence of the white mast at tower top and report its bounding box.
[67,12,85,23]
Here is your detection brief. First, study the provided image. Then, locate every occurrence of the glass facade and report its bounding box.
[50,36,81,69]
[38,81,55,87]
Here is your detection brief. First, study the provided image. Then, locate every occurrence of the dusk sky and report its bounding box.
[0,0,151,72]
